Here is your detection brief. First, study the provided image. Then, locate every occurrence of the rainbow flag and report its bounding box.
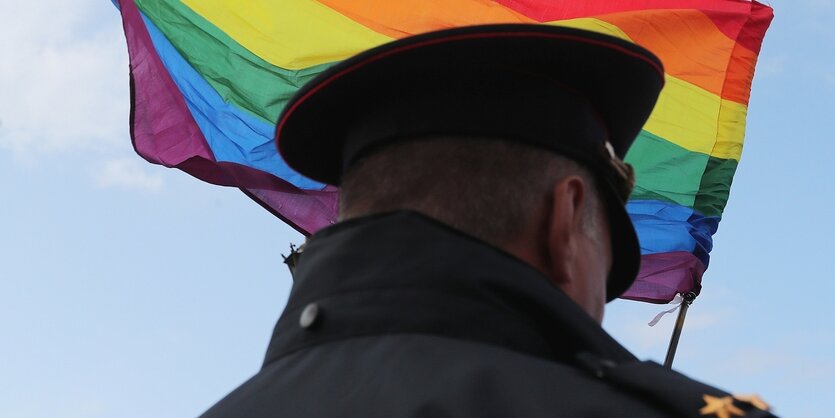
[116,0,773,303]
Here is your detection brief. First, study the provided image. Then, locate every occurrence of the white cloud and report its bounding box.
[604,300,683,352]
[701,343,835,388]
[95,157,163,192]
[0,1,130,160]
[604,294,738,358]
[825,70,835,88]
[721,348,790,376]
[616,317,674,351]
[754,55,787,77]
[806,0,835,12]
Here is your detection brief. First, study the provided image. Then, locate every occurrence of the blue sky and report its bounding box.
[1,0,833,416]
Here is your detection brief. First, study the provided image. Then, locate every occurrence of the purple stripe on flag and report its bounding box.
[215,161,338,234]
[119,0,338,234]
[621,251,705,303]
[120,0,215,171]
[243,187,338,235]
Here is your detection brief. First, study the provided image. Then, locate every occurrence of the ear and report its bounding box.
[544,175,588,286]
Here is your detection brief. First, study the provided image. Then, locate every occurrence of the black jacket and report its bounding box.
[203,211,775,417]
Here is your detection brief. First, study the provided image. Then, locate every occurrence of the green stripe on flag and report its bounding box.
[627,131,706,208]
[136,0,332,124]
[695,155,737,218]
[627,131,736,217]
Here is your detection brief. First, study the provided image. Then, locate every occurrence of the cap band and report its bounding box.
[344,75,610,178]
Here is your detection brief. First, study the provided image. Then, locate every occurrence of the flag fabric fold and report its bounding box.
[117,0,772,303]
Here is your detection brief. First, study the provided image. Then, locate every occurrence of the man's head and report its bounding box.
[275,24,664,319]
[340,137,611,321]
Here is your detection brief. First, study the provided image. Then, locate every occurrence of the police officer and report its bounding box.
[202,24,776,417]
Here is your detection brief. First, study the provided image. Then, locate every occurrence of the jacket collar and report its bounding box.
[263,211,635,367]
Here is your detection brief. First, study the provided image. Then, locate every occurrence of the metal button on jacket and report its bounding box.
[299,303,320,329]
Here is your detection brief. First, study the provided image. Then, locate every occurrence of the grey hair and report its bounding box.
[339,137,600,246]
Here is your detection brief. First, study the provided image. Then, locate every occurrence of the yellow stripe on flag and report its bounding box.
[180,0,393,70]
[715,99,748,160]
[646,76,748,160]
[550,18,746,160]
[548,17,631,41]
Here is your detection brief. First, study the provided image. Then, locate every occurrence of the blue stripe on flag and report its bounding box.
[140,12,324,190]
[628,200,718,267]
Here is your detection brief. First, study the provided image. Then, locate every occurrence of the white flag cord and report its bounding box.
[647,294,685,327]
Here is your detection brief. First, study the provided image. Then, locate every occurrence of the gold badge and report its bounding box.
[600,140,635,201]
[733,394,770,411]
[699,395,745,418]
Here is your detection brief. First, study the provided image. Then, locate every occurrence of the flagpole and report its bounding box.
[663,292,697,369]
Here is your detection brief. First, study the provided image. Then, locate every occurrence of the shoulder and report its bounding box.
[570,351,778,417]
[385,334,776,417]
[205,333,775,417]
[392,334,671,417]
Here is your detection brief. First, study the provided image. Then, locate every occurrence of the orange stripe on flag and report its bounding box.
[597,9,756,104]
[317,1,757,103]
[317,0,533,38]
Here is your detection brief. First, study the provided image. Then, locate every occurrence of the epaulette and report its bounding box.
[576,352,777,417]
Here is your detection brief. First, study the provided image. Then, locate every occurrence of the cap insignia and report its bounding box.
[699,395,745,418]
[601,141,636,201]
